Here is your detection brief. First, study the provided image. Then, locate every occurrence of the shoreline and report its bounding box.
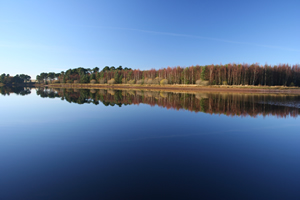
[47,83,300,94]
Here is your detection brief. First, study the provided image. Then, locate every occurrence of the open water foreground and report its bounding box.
[0,87,300,199]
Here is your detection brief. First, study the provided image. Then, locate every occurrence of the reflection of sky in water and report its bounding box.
[0,90,300,199]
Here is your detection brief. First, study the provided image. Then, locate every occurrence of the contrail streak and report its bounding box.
[92,26,300,52]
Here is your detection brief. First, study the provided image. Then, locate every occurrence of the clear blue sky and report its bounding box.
[0,0,299,79]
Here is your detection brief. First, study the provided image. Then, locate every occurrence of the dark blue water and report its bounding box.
[0,88,300,199]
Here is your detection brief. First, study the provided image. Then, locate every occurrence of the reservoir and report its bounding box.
[1,87,300,199]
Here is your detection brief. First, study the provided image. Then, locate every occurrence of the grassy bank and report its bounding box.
[47,83,300,94]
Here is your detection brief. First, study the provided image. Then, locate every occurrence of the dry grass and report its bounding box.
[196,79,209,86]
[107,78,115,84]
[48,83,300,90]
[160,79,168,85]
[136,80,143,84]
[98,79,105,84]
[128,80,135,84]
[215,85,300,90]
[90,79,97,84]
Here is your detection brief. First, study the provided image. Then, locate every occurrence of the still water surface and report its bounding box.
[0,87,300,199]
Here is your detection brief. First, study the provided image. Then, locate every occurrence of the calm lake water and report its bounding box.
[1,87,300,200]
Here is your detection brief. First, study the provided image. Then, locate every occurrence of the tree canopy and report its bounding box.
[0,73,31,85]
[36,63,300,86]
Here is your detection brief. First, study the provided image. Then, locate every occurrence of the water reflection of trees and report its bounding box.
[35,88,300,118]
[0,86,31,96]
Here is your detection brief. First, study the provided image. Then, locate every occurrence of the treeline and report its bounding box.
[0,73,31,85]
[35,88,300,118]
[37,63,300,87]
[36,66,132,84]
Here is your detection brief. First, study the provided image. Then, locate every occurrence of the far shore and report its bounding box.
[46,83,300,94]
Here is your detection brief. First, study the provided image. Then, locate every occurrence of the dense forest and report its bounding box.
[0,73,31,85]
[34,88,300,118]
[37,63,300,86]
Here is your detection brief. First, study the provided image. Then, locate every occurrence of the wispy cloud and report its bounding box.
[91,26,300,52]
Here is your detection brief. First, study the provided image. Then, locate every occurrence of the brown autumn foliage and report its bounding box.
[53,63,300,86]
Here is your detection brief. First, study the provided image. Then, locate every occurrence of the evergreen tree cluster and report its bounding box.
[0,73,31,85]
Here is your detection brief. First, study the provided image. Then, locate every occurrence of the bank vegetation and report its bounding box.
[37,64,300,90]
